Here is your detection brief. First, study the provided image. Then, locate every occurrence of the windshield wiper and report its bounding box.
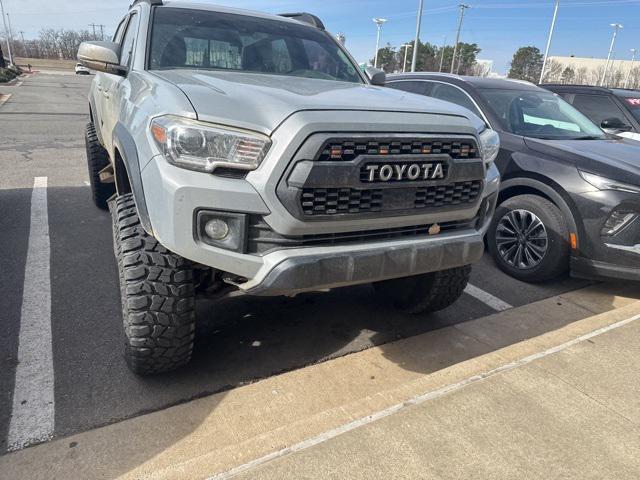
[570,135,604,140]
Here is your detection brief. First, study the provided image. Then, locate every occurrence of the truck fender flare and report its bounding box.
[89,95,103,145]
[112,122,153,235]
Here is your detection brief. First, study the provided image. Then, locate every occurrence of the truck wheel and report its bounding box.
[111,193,196,375]
[374,266,472,314]
[85,122,115,210]
[487,194,569,283]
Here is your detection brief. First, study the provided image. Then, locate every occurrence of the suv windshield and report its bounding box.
[149,8,363,84]
[478,89,606,140]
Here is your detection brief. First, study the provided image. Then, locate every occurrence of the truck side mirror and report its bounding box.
[78,41,127,76]
[365,67,386,86]
[601,117,632,133]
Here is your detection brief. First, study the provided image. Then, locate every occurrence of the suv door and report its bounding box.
[101,12,140,155]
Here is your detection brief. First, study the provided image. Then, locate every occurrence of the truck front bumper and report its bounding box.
[242,228,486,296]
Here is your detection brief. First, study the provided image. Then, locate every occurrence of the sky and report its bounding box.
[2,0,640,74]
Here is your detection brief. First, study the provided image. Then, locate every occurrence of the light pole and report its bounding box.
[401,43,412,73]
[601,23,623,86]
[438,36,447,72]
[540,0,560,84]
[624,48,637,89]
[6,12,14,59]
[373,18,387,69]
[450,4,470,74]
[411,0,424,72]
[0,0,13,65]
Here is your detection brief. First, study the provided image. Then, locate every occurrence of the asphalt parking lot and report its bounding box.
[0,73,615,462]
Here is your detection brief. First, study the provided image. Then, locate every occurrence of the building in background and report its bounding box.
[545,56,639,88]
[472,59,493,77]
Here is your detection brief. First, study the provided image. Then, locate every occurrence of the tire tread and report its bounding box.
[85,122,115,210]
[111,194,196,375]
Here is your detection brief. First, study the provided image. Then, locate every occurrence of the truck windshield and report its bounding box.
[149,7,363,84]
[478,89,606,140]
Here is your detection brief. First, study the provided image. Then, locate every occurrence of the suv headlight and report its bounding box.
[150,116,271,174]
[479,129,500,167]
[579,171,640,194]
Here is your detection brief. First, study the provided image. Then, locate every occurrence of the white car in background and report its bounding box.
[75,63,91,75]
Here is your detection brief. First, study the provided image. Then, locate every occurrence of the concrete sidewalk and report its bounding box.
[235,316,640,480]
[1,283,639,480]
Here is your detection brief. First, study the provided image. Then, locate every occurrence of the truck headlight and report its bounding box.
[479,129,500,167]
[151,116,271,174]
[579,171,640,194]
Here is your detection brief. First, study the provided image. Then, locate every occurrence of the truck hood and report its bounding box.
[524,137,640,185]
[153,70,484,135]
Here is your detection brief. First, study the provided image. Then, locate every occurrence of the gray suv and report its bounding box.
[78,0,501,374]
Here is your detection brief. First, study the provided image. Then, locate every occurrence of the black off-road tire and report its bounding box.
[111,194,196,375]
[374,266,472,314]
[85,122,115,210]
[488,194,569,283]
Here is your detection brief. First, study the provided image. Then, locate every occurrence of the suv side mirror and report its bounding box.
[78,41,126,76]
[601,117,632,133]
[365,67,386,86]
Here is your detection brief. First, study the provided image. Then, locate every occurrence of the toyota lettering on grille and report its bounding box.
[363,162,446,183]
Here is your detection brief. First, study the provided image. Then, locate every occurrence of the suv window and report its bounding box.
[430,83,482,118]
[621,97,640,122]
[120,13,139,68]
[149,7,362,84]
[386,81,429,95]
[572,94,631,129]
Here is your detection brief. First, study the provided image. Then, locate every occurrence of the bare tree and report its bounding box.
[574,67,588,84]
[12,28,100,60]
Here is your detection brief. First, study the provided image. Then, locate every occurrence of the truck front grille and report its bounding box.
[415,181,482,209]
[301,180,482,216]
[277,134,484,221]
[318,139,477,162]
[301,188,384,215]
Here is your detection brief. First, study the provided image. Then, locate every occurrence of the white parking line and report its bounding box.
[209,312,640,480]
[465,284,513,312]
[7,177,54,452]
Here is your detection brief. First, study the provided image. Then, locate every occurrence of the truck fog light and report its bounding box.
[602,210,638,236]
[196,211,248,252]
[204,219,229,240]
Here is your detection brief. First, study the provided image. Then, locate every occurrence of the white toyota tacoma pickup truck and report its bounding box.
[78,0,500,374]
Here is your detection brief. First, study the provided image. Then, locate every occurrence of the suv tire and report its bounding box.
[487,194,569,282]
[85,123,116,210]
[111,194,196,375]
[374,265,472,314]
